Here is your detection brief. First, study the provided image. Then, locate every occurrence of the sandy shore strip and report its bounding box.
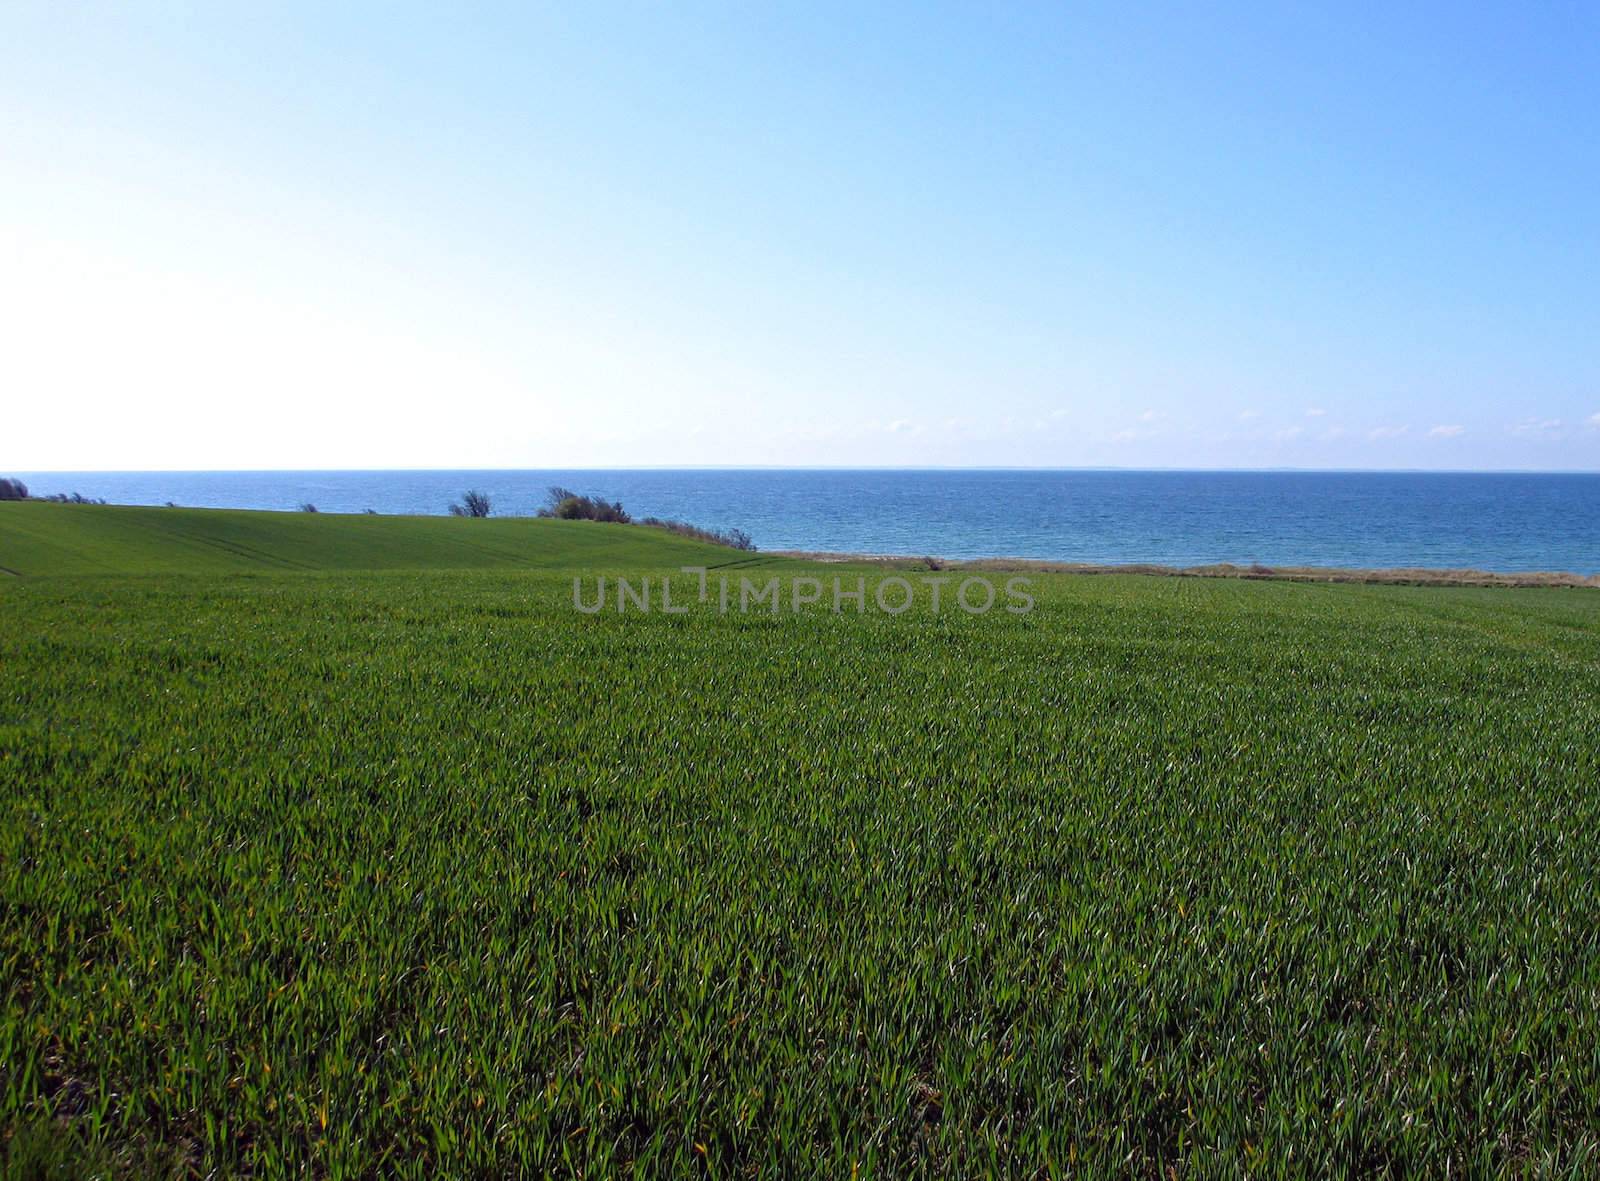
[773,551,1600,589]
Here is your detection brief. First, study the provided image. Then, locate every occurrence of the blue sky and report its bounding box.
[3,2,1597,470]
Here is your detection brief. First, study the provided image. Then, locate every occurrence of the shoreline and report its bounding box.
[774,551,1600,589]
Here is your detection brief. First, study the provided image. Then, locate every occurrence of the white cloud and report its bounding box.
[1587,412,1600,430]
[1368,425,1409,440]
[1237,410,1260,421]
[1139,409,1164,423]
[1510,417,1564,439]
[1305,407,1327,417]
[887,418,914,433]
[1428,424,1465,438]
[1275,425,1305,441]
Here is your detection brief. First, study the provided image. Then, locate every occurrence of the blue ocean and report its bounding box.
[13,469,1600,573]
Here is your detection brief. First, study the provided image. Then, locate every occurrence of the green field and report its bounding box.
[0,502,759,577]
[4,503,1599,1177]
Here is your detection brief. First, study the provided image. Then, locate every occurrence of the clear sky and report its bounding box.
[3,2,1597,471]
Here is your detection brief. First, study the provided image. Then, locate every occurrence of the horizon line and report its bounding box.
[8,464,1600,477]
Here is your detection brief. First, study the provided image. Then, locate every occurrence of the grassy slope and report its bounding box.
[0,501,763,576]
[3,505,1600,1177]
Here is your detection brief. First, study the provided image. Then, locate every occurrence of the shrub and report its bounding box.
[0,478,28,501]
[449,490,492,518]
[299,503,319,513]
[538,485,577,515]
[639,517,757,551]
[42,492,107,505]
[530,488,751,547]
[537,486,630,524]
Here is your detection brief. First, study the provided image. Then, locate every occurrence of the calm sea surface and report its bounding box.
[14,469,1600,573]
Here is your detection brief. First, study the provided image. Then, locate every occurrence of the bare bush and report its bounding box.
[0,478,28,501]
[449,490,492,518]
